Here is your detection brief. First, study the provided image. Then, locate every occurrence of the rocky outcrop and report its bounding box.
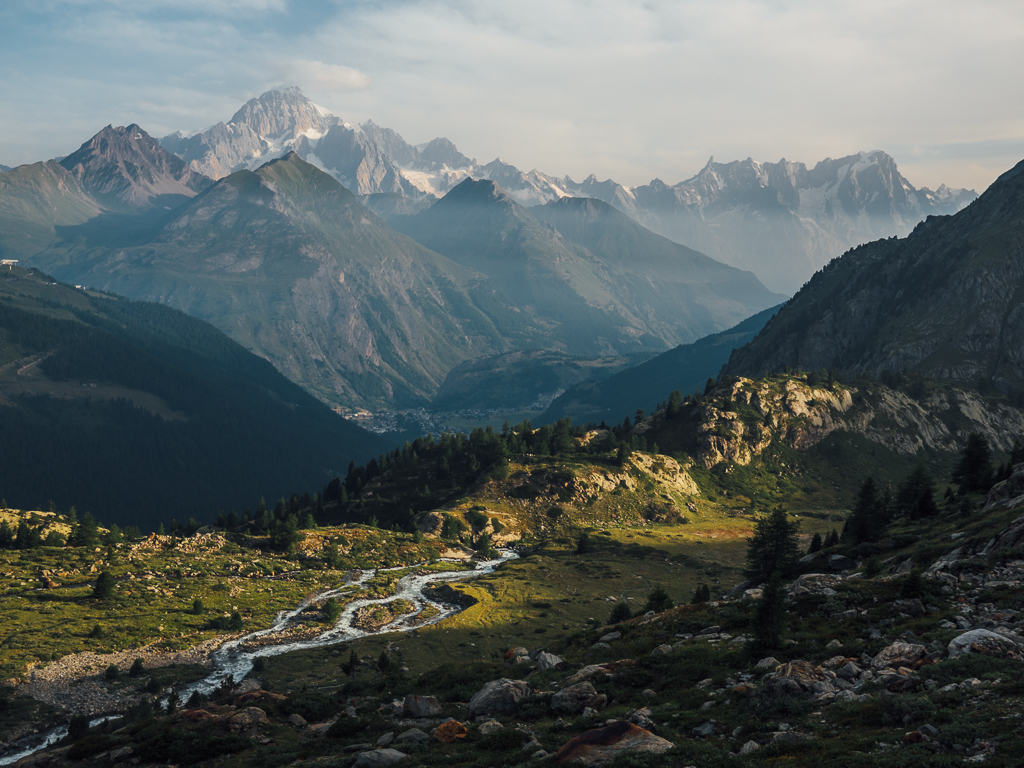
[551,682,607,715]
[947,629,1024,660]
[686,376,1024,469]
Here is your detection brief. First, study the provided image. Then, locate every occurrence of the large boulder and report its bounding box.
[226,707,270,732]
[434,720,468,743]
[948,629,1024,660]
[402,694,443,718]
[468,679,531,717]
[552,682,607,715]
[555,721,673,766]
[871,641,927,670]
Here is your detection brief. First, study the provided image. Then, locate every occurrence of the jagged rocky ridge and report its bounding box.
[160,88,975,293]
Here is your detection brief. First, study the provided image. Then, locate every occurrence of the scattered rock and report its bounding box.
[552,682,607,715]
[377,732,395,747]
[555,720,673,766]
[739,739,760,754]
[947,629,1024,660]
[537,652,564,671]
[871,641,927,669]
[395,728,430,744]
[353,749,408,768]
[650,644,672,657]
[478,719,504,735]
[287,713,307,728]
[469,679,532,717]
[226,707,270,732]
[765,661,828,694]
[755,656,779,668]
[403,694,443,718]
[434,720,469,743]
[598,632,621,643]
[691,720,718,737]
[829,555,855,571]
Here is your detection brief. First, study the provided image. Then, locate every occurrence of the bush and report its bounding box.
[104,664,119,681]
[881,694,936,726]
[644,585,673,613]
[135,729,250,764]
[129,658,145,677]
[284,691,341,722]
[608,601,632,624]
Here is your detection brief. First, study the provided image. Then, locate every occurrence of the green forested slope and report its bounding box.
[0,266,389,529]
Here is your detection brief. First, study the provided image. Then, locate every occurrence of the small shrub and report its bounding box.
[104,664,119,681]
[881,694,936,726]
[129,658,145,677]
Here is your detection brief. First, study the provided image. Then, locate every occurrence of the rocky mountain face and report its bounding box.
[393,179,784,354]
[60,124,211,210]
[725,159,1024,394]
[161,87,339,179]
[26,153,542,410]
[160,89,975,293]
[644,374,1024,472]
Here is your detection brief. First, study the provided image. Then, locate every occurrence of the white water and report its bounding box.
[177,549,517,700]
[0,550,517,764]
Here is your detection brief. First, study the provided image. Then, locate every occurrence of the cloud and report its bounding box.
[274,60,370,92]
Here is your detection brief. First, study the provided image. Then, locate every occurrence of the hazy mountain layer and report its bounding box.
[394,180,783,354]
[725,159,1024,392]
[27,153,535,410]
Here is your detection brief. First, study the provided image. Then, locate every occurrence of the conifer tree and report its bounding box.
[953,432,994,493]
[745,506,801,583]
[753,571,787,651]
[808,532,822,553]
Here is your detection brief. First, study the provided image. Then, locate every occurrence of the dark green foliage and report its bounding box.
[1011,438,1024,467]
[644,584,673,613]
[953,432,993,493]
[191,598,205,616]
[897,462,938,520]
[843,476,889,544]
[92,570,115,600]
[753,571,787,651]
[0,282,386,531]
[129,658,145,677]
[67,734,113,760]
[284,691,341,722]
[808,532,822,553]
[576,532,591,554]
[229,611,243,631]
[898,569,928,599]
[745,506,801,582]
[133,728,249,764]
[608,601,632,624]
[823,528,840,548]
[465,509,489,530]
[66,714,90,741]
[881,694,936,726]
[321,597,340,625]
[104,663,119,681]
[691,584,711,604]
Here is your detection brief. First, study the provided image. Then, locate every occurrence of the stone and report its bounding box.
[598,631,621,643]
[893,598,926,617]
[555,721,673,766]
[697,625,721,636]
[377,732,395,747]
[287,713,307,727]
[871,641,927,670]
[109,746,134,763]
[478,719,504,735]
[552,682,607,715]
[838,662,863,681]
[691,720,718,737]
[919,724,940,737]
[947,629,1024,660]
[755,656,779,668]
[589,642,612,652]
[504,647,530,661]
[395,728,430,744]
[536,652,564,671]
[468,679,532,717]
[434,720,469,743]
[766,660,828,693]
[825,639,843,650]
[829,554,855,571]
[353,749,409,768]
[226,707,270,732]
[403,694,443,718]
[650,644,672,656]
[739,740,760,754]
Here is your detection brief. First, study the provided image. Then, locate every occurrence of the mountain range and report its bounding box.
[4,123,781,410]
[157,87,977,292]
[725,159,1024,395]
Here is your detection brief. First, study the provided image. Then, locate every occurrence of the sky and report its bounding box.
[1,0,1023,192]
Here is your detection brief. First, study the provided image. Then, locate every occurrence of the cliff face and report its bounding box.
[646,375,1024,471]
[725,159,1024,393]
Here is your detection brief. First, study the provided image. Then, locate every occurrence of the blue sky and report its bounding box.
[2,0,1023,191]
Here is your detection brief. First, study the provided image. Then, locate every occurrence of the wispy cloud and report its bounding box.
[1,0,1022,190]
